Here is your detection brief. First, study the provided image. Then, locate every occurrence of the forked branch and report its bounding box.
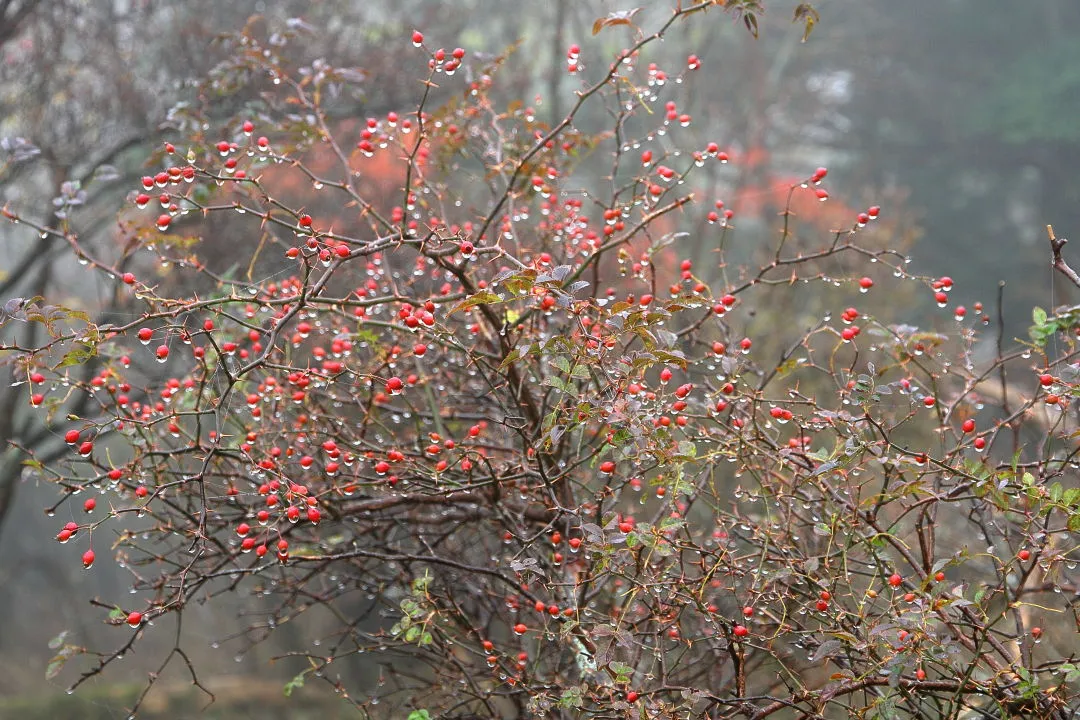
[1048,224,1080,289]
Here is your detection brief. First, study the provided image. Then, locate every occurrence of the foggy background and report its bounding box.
[1,0,1078,716]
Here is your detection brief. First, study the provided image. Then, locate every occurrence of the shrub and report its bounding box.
[5,3,1079,718]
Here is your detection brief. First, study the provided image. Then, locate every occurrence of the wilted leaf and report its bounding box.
[592,8,642,36]
[792,3,820,42]
[810,639,842,663]
[48,630,69,650]
[92,164,121,183]
[45,643,82,680]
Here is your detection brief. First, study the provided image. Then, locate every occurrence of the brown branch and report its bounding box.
[1048,224,1080,289]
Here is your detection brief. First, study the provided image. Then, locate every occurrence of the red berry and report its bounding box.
[126,611,143,628]
[888,573,902,587]
[82,549,96,568]
[733,624,749,637]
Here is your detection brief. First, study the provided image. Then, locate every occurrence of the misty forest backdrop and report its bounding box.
[2,0,1079,716]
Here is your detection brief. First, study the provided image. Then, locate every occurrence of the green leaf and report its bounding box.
[449,291,502,314]
[504,271,537,295]
[675,440,697,459]
[498,347,524,371]
[55,343,97,369]
[1068,513,1080,533]
[743,12,759,38]
[609,661,633,683]
[1033,306,1048,326]
[542,376,572,393]
[283,671,307,697]
[558,686,584,708]
[407,712,432,720]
